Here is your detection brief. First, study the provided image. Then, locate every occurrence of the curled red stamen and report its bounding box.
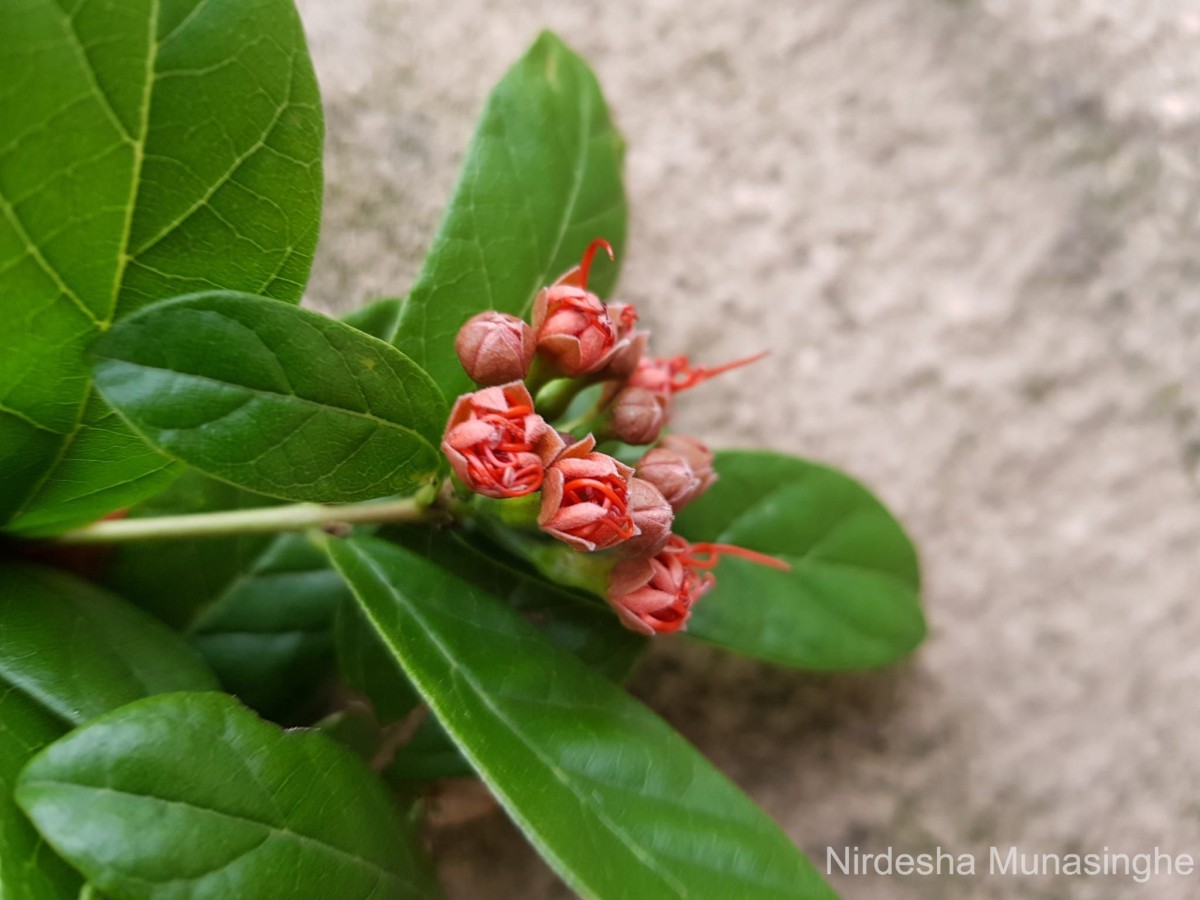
[441,383,562,499]
[671,350,769,392]
[685,542,792,572]
[563,477,628,509]
[578,237,615,290]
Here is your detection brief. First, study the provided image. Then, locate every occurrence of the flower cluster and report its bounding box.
[441,238,787,634]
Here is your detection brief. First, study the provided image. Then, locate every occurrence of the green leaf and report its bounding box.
[0,689,82,900]
[394,525,645,681]
[343,297,406,343]
[0,0,323,535]
[393,31,627,400]
[335,526,643,721]
[675,450,924,669]
[335,600,421,725]
[102,471,349,720]
[16,692,437,900]
[91,292,447,502]
[0,566,220,725]
[336,526,642,785]
[102,470,280,629]
[189,533,347,720]
[0,564,219,899]
[330,536,835,900]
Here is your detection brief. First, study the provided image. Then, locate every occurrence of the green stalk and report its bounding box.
[47,496,433,545]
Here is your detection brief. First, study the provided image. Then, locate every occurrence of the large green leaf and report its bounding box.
[394,525,646,681]
[102,470,280,630]
[0,565,218,899]
[0,566,219,725]
[0,689,83,900]
[335,526,643,726]
[329,536,834,900]
[189,533,347,719]
[103,471,350,720]
[0,0,324,535]
[334,526,643,784]
[674,450,924,669]
[335,600,421,726]
[91,292,446,502]
[16,692,436,900]
[393,32,627,400]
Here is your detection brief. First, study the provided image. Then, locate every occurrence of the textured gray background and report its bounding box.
[294,1,1200,897]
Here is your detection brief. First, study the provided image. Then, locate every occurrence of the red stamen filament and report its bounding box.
[564,477,627,508]
[465,408,544,496]
[683,542,792,572]
[547,294,617,343]
[578,237,615,290]
[669,351,769,392]
[561,473,636,541]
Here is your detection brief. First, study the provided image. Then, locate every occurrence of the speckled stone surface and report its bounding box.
[294,1,1200,896]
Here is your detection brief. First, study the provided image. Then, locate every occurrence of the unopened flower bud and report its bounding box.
[637,435,717,510]
[538,435,637,552]
[606,386,668,445]
[619,477,674,558]
[606,536,790,635]
[455,311,535,385]
[442,382,563,498]
[606,536,709,635]
[533,239,635,377]
[533,287,616,376]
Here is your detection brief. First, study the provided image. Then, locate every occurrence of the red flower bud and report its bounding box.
[607,536,790,635]
[629,351,769,396]
[606,385,669,445]
[636,435,717,510]
[455,311,535,385]
[619,477,675,558]
[607,535,711,635]
[442,382,563,498]
[533,239,638,377]
[538,435,637,551]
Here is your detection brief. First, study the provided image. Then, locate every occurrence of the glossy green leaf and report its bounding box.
[102,471,349,719]
[336,526,643,724]
[393,31,627,400]
[0,566,220,725]
[0,0,323,535]
[335,526,641,784]
[16,692,436,900]
[0,565,219,899]
[330,536,834,900]
[343,297,406,343]
[0,688,82,900]
[102,470,280,629]
[335,600,421,725]
[394,525,646,681]
[675,450,924,669]
[189,533,347,720]
[91,292,447,502]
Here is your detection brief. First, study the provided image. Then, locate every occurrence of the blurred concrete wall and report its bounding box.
[294,1,1200,897]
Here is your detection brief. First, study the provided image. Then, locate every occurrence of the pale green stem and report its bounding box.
[48,497,431,546]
